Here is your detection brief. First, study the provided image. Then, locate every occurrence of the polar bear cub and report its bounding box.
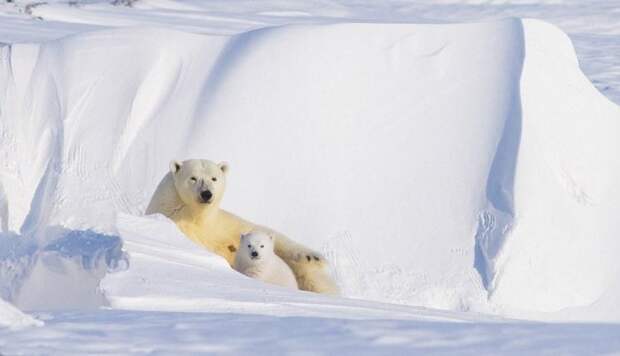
[234,231,299,290]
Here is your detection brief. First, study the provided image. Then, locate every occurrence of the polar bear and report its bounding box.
[234,231,298,290]
[146,159,339,295]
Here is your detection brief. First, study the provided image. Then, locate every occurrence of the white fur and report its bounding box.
[234,231,298,290]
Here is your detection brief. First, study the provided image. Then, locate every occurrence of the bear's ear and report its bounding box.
[218,161,229,174]
[170,160,182,174]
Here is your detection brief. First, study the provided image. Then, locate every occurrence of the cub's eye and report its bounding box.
[248,244,251,248]
[189,177,197,183]
[211,177,217,182]
[260,245,264,248]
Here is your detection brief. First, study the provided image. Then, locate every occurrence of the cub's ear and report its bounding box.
[170,160,182,174]
[218,161,229,174]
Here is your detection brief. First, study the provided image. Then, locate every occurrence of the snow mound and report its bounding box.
[0,18,618,321]
[0,228,128,311]
[482,20,620,320]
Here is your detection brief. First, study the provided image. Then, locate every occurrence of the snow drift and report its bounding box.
[0,18,618,322]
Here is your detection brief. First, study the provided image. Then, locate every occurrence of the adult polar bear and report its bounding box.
[146,159,339,295]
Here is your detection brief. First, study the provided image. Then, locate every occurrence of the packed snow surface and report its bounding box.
[0,0,619,353]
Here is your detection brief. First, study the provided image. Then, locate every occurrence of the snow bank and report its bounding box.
[483,19,620,320]
[0,228,127,311]
[0,18,618,321]
[104,213,490,322]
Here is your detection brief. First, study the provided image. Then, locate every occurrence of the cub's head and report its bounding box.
[169,159,228,207]
[239,231,275,261]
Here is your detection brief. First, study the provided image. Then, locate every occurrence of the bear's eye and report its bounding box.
[260,245,264,248]
[248,244,251,248]
[211,177,217,182]
[189,177,197,183]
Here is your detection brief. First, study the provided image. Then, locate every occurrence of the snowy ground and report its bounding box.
[1,0,620,354]
[3,311,620,355]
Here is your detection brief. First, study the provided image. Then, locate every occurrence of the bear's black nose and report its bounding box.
[251,251,258,258]
[200,190,213,202]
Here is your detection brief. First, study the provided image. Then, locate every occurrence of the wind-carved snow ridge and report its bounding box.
[0,227,129,311]
[0,42,130,308]
[474,22,524,296]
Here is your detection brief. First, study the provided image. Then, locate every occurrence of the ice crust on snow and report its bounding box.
[0,16,618,326]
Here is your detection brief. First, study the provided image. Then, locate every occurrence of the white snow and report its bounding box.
[3,310,620,355]
[1,0,619,104]
[0,0,619,354]
[0,298,42,330]
[486,19,620,320]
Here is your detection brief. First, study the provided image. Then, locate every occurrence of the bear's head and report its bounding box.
[239,231,275,261]
[169,159,229,208]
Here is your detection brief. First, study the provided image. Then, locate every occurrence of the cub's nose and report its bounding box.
[200,190,213,202]
[251,251,258,258]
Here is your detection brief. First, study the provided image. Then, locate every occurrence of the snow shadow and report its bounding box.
[474,20,525,292]
[0,227,128,311]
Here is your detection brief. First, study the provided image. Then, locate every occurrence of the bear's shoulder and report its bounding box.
[145,172,181,217]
